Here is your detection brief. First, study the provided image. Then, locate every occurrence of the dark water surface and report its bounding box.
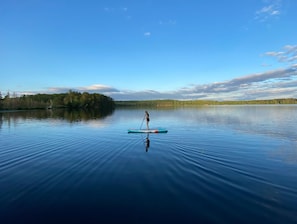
[1,106,297,223]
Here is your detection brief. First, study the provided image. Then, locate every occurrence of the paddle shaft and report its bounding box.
[139,115,145,129]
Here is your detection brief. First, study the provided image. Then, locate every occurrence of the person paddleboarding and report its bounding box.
[145,111,150,130]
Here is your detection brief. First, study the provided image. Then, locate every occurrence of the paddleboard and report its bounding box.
[128,128,168,133]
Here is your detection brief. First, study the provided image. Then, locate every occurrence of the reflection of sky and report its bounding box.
[2,106,297,165]
[122,105,297,142]
[188,105,297,142]
[271,142,297,164]
[2,106,297,142]
[110,106,297,142]
[113,107,297,166]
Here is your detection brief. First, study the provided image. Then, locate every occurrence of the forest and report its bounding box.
[1,90,296,110]
[0,91,115,111]
[115,98,297,107]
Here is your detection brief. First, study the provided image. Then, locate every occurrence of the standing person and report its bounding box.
[145,111,150,130]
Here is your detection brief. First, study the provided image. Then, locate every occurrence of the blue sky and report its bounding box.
[1,0,297,100]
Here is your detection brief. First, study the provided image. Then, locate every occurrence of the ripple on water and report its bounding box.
[1,108,297,223]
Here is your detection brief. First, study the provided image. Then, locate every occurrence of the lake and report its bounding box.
[0,105,297,224]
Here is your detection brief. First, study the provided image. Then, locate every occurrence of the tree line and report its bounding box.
[115,98,297,107]
[0,91,115,111]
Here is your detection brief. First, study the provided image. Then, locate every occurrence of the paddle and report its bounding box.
[139,114,145,129]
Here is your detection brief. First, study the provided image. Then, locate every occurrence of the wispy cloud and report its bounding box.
[49,84,119,94]
[80,84,119,93]
[265,44,297,64]
[114,63,297,100]
[255,0,282,22]
[16,44,297,101]
[159,20,177,26]
[144,32,151,37]
[19,65,297,101]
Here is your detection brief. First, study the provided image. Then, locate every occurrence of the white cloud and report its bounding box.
[265,51,284,57]
[80,84,118,92]
[15,44,297,101]
[284,45,297,55]
[255,0,282,22]
[265,44,297,64]
[98,64,296,101]
[17,63,297,101]
[144,32,151,37]
[271,10,280,15]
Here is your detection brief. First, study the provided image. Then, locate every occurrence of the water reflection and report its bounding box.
[272,142,297,164]
[170,105,297,142]
[0,108,114,128]
[1,106,297,223]
[2,105,297,142]
[0,113,2,130]
[145,134,150,152]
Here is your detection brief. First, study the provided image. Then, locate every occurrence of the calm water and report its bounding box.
[1,106,297,224]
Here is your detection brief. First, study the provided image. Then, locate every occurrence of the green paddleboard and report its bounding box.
[128,128,168,133]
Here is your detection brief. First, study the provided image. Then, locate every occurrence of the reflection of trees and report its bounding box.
[0,108,114,125]
[60,108,114,122]
[0,113,2,130]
